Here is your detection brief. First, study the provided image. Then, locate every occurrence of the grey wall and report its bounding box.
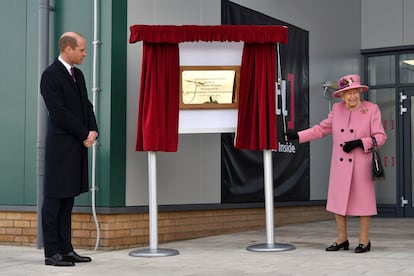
[126,0,364,205]
[126,0,223,206]
[362,0,414,49]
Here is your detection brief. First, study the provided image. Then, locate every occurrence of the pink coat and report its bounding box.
[298,101,387,216]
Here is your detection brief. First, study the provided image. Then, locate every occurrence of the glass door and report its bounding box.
[399,52,414,216]
[369,88,396,209]
[365,49,414,217]
[400,89,414,216]
[366,54,397,216]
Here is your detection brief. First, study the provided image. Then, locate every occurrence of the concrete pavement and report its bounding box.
[1,217,414,275]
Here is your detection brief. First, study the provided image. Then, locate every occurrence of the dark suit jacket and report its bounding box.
[40,58,98,198]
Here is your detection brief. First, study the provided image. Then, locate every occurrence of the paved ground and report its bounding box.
[1,217,414,275]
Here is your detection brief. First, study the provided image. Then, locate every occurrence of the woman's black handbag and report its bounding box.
[372,136,385,180]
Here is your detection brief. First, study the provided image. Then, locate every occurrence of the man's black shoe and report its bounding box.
[45,253,75,266]
[62,251,92,263]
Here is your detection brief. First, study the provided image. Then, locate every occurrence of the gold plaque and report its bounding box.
[180,66,240,109]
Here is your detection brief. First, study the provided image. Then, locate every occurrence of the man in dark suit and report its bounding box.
[40,32,98,266]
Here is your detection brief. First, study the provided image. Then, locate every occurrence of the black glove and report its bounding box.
[286,130,299,140]
[343,139,363,153]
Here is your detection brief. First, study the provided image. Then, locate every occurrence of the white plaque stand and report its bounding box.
[247,150,295,252]
[129,151,179,257]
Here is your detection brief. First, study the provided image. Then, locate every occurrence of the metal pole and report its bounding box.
[247,150,295,252]
[148,150,158,249]
[263,150,274,244]
[37,0,50,250]
[129,151,179,257]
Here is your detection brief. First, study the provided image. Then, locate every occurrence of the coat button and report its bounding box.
[341,129,344,132]
[349,158,352,162]
[339,158,343,161]
[340,143,343,147]
[350,129,354,133]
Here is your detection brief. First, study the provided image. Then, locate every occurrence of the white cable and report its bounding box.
[91,0,101,251]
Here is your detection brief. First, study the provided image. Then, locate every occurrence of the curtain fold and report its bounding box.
[135,42,180,152]
[235,43,277,150]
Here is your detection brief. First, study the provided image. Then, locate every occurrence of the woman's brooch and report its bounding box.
[361,107,368,114]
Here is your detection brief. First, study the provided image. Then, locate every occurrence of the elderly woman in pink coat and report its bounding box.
[288,74,387,253]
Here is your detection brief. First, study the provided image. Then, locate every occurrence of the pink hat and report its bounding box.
[333,74,368,98]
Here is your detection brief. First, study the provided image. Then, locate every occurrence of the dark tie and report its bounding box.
[70,67,75,81]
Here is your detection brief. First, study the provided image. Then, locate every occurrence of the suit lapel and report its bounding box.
[55,59,78,89]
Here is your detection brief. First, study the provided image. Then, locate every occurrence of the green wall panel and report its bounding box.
[109,0,127,206]
[0,0,127,208]
[0,1,29,204]
[24,0,41,205]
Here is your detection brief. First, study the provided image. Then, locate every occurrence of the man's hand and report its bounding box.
[83,131,98,148]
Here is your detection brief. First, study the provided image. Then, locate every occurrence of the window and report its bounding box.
[367,55,395,86]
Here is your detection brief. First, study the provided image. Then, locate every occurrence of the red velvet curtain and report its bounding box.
[130,25,287,152]
[129,25,288,44]
[235,43,277,150]
[135,42,180,152]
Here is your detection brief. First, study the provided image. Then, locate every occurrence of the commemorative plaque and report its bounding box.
[180,66,240,109]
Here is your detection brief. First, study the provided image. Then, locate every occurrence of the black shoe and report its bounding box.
[354,241,371,253]
[62,251,92,263]
[45,253,75,266]
[325,240,349,251]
